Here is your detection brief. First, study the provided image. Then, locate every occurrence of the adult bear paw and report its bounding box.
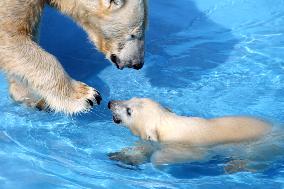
[41,80,102,114]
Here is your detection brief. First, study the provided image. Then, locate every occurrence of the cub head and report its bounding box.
[108,98,171,141]
[77,0,147,70]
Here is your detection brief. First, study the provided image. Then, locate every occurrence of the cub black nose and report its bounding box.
[133,63,144,70]
[108,101,112,109]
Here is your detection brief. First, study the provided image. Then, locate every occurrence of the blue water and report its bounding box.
[1,0,284,188]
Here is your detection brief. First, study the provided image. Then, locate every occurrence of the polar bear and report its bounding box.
[108,98,272,165]
[0,0,147,114]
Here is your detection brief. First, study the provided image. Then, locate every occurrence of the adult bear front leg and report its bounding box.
[1,37,102,114]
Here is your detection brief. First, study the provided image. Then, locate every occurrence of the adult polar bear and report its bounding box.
[0,0,147,114]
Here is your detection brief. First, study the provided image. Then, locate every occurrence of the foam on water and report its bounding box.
[1,0,284,188]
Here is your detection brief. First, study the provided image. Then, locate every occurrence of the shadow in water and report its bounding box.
[159,156,279,179]
[158,156,228,179]
[145,0,239,88]
[39,6,110,97]
[39,6,112,122]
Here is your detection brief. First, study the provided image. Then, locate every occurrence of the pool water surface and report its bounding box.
[0,0,284,188]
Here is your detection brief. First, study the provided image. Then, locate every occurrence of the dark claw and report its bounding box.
[94,89,101,95]
[95,94,102,105]
[87,99,94,107]
[36,105,43,111]
[35,99,52,113]
[36,99,46,111]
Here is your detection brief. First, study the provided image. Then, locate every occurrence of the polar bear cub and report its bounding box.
[108,98,271,146]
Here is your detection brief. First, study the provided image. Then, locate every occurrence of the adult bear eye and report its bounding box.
[126,107,132,116]
[130,34,136,39]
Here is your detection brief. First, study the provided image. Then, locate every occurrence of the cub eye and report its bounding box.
[126,107,132,116]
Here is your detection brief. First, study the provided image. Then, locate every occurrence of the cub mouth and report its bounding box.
[112,116,122,124]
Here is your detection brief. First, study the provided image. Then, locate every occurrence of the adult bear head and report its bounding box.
[62,0,148,70]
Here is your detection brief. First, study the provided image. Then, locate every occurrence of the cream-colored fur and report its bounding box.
[0,0,147,114]
[108,98,272,165]
[109,98,271,145]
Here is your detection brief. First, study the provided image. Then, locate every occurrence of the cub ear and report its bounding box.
[109,0,125,9]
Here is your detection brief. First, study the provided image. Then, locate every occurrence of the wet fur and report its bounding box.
[109,98,272,165]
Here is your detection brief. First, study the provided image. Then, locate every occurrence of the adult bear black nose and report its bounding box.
[110,54,124,70]
[110,54,118,64]
[133,62,144,70]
